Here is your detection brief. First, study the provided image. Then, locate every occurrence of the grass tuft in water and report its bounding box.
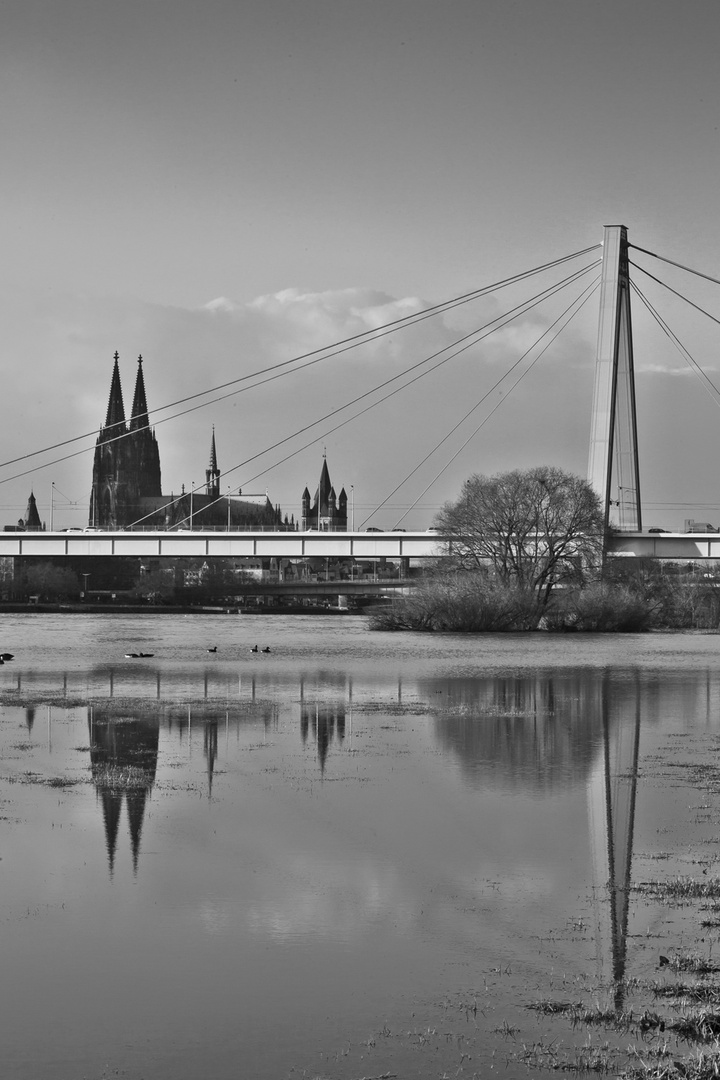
[634,877,720,901]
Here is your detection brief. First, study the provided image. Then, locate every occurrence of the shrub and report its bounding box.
[369,575,541,632]
[548,582,659,632]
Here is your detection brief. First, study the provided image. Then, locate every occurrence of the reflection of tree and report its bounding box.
[425,674,606,791]
[301,703,346,774]
[88,708,159,876]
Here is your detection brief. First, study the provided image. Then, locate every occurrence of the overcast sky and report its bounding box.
[2,0,720,530]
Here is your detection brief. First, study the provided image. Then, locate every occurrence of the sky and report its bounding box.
[2,0,720,530]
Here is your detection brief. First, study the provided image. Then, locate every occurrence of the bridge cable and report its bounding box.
[629,244,720,290]
[630,281,720,409]
[0,244,601,474]
[13,257,600,518]
[374,278,602,530]
[629,260,720,332]
[158,263,602,529]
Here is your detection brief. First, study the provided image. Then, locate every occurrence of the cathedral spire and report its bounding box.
[129,354,149,432]
[104,352,126,431]
[209,426,218,473]
[206,426,220,498]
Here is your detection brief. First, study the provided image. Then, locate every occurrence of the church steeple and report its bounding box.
[316,456,333,513]
[303,453,348,531]
[129,354,150,432]
[206,427,220,498]
[24,490,43,531]
[104,352,126,432]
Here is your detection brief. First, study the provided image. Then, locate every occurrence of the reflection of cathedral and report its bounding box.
[89,353,284,530]
[88,709,159,875]
[301,701,346,772]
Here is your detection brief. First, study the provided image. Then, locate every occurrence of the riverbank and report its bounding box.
[0,601,360,615]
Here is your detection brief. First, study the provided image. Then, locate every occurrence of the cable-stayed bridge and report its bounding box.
[4,224,720,560]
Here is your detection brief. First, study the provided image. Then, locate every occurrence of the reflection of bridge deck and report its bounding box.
[0,529,441,559]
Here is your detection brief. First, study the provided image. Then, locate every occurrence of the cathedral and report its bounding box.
[89,354,285,530]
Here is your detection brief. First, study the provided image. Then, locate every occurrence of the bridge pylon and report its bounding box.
[587,225,642,533]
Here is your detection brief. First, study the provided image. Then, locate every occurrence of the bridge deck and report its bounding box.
[607,532,720,559]
[4,529,718,561]
[0,529,443,559]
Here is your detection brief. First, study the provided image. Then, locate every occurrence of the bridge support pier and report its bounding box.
[587,225,642,533]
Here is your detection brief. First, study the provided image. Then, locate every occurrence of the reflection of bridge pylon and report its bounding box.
[588,225,642,533]
[587,675,642,1012]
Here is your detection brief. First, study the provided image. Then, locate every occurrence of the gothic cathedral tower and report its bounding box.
[89,354,162,528]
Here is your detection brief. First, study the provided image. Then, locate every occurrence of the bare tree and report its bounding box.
[434,467,604,613]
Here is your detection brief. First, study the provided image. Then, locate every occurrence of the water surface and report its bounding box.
[1,614,719,1078]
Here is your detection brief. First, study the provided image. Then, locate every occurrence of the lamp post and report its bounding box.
[350,485,355,581]
[50,483,54,531]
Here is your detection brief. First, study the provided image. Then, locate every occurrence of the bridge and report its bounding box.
[0,528,439,560]
[4,526,720,562]
[3,225,718,565]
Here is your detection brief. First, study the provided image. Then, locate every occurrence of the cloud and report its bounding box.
[637,361,712,376]
[210,286,432,361]
[203,296,238,314]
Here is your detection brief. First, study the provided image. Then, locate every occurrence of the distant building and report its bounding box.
[301,456,347,531]
[3,491,45,533]
[89,354,284,530]
[23,491,44,531]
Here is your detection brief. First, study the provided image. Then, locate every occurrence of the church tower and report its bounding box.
[89,353,162,528]
[205,427,220,499]
[302,455,348,531]
[128,355,162,500]
[24,491,43,531]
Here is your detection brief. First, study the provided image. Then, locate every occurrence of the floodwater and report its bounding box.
[1,614,720,1078]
